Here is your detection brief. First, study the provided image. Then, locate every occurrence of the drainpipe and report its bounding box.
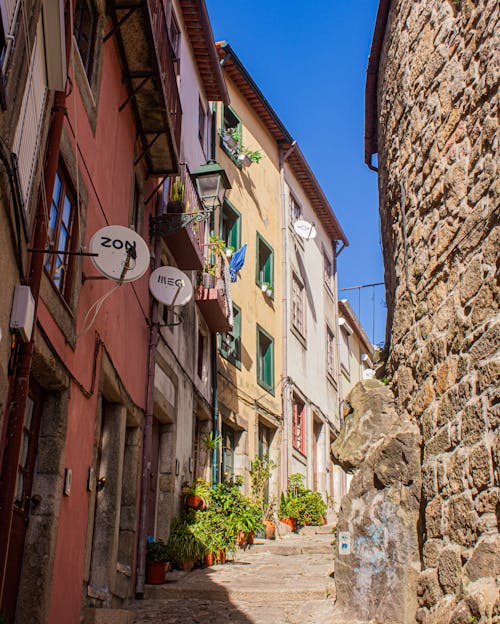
[0,4,71,603]
[332,240,347,502]
[136,185,166,596]
[211,333,219,485]
[279,141,296,492]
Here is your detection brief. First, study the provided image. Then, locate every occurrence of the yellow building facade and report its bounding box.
[213,47,285,499]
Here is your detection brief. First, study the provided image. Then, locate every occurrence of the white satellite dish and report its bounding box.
[293,219,317,240]
[89,225,150,282]
[149,266,193,307]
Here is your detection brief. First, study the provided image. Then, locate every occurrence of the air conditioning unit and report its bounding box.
[10,285,35,342]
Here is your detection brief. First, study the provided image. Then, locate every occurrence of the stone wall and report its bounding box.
[376,0,499,621]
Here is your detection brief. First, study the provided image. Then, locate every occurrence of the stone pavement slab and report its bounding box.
[129,533,337,624]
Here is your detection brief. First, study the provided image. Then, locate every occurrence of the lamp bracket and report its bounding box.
[149,209,212,239]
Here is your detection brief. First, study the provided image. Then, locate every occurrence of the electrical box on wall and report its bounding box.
[10,285,35,342]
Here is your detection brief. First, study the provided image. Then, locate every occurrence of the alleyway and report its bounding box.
[129,530,336,624]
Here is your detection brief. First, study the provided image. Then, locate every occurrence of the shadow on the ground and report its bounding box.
[129,556,257,624]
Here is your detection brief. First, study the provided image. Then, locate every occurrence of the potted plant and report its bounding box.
[167,177,184,214]
[244,148,262,164]
[166,516,205,571]
[263,498,277,540]
[201,263,216,289]
[238,152,252,167]
[182,478,211,510]
[145,537,170,584]
[222,127,238,150]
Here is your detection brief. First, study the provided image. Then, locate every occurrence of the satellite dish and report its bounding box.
[149,266,193,306]
[89,225,150,282]
[293,219,317,240]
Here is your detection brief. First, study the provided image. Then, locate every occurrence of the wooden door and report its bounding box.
[147,418,160,537]
[2,381,43,623]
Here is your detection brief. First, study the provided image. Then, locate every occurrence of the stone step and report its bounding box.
[143,584,332,603]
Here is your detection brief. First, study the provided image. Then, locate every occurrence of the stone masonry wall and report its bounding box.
[377,0,499,622]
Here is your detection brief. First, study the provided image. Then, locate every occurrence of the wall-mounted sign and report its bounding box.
[89,225,150,282]
[338,531,351,555]
[149,266,193,307]
[293,219,317,240]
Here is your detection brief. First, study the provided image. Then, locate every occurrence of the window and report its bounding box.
[257,325,274,393]
[222,105,241,142]
[289,193,301,223]
[291,273,305,336]
[44,165,78,299]
[221,423,235,482]
[339,325,350,374]
[292,395,306,455]
[74,0,97,82]
[220,200,241,251]
[327,327,336,379]
[221,105,242,166]
[256,233,273,289]
[219,304,241,368]
[198,98,206,144]
[324,250,334,291]
[169,12,180,60]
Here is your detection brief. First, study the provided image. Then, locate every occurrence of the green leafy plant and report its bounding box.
[279,473,326,528]
[209,234,226,257]
[200,432,221,452]
[243,148,262,163]
[166,516,205,566]
[248,455,276,520]
[182,478,212,508]
[146,538,170,563]
[170,178,184,202]
[227,126,241,144]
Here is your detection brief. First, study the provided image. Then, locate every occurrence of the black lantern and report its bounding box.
[192,160,231,210]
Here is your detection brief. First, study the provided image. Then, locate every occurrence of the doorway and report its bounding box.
[1,381,43,623]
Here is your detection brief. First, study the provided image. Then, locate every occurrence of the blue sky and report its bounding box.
[206,0,386,346]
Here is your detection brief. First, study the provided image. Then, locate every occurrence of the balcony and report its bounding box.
[195,254,233,333]
[161,164,207,270]
[108,0,182,175]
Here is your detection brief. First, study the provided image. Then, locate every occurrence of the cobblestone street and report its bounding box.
[128,530,336,624]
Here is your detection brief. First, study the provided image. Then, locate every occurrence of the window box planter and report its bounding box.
[222,132,238,150]
[238,152,252,167]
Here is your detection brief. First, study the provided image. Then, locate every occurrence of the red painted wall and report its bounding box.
[45,33,153,624]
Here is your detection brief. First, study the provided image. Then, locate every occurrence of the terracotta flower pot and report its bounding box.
[204,552,215,566]
[237,531,247,547]
[180,559,195,571]
[186,494,204,510]
[263,520,276,540]
[145,561,167,584]
[280,517,296,531]
[247,531,254,545]
[216,549,226,564]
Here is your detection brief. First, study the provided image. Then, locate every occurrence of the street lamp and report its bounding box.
[192,160,231,211]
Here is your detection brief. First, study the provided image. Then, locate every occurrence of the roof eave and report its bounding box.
[179,0,230,104]
[364,0,392,170]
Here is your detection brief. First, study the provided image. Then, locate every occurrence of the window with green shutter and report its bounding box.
[219,304,241,368]
[257,325,274,393]
[220,200,241,252]
[256,233,273,289]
